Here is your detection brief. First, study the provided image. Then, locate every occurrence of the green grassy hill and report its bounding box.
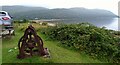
[2,23,105,63]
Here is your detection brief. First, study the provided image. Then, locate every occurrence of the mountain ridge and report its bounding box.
[1,5,117,20]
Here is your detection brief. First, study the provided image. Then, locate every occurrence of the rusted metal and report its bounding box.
[17,25,47,59]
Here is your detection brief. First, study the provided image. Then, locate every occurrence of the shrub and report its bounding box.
[42,22,48,26]
[41,23,120,63]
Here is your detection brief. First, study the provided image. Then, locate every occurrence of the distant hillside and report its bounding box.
[2,5,117,20]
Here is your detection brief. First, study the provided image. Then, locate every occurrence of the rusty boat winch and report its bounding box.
[17,25,49,59]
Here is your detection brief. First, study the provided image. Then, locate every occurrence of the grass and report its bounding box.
[2,23,106,63]
[0,38,2,64]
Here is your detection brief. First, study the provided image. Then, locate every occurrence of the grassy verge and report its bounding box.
[0,38,2,64]
[2,23,104,63]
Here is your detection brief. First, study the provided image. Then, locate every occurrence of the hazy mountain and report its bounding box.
[1,5,117,20]
[2,5,48,14]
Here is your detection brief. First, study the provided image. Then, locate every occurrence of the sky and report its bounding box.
[0,0,120,15]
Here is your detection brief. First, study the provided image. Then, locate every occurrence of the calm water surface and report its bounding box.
[56,18,119,31]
